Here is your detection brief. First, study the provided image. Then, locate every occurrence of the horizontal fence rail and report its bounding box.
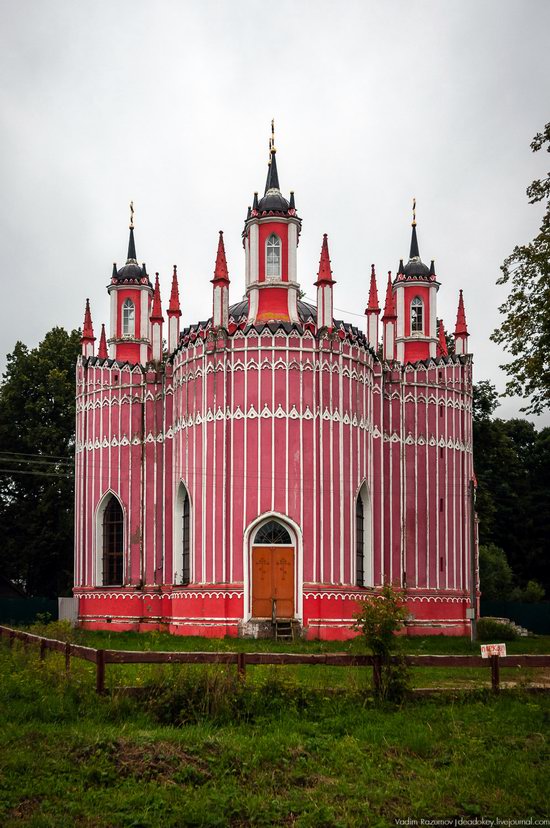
[1,625,549,696]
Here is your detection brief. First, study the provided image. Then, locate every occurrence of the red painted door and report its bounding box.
[252,546,294,618]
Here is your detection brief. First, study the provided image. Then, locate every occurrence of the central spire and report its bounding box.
[264,119,280,194]
[409,198,420,259]
[127,201,137,262]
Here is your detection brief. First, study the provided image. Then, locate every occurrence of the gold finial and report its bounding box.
[129,201,134,230]
[412,197,416,227]
[271,118,276,153]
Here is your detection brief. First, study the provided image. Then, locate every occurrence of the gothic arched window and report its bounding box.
[411,296,423,334]
[122,298,135,336]
[103,497,123,585]
[266,234,281,278]
[356,495,364,587]
[254,520,292,545]
[181,488,190,585]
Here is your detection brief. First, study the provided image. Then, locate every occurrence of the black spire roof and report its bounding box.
[113,225,150,284]
[257,124,290,213]
[401,214,430,279]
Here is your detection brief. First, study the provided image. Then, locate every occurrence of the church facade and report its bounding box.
[74,134,477,639]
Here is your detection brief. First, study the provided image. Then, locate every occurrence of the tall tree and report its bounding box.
[491,122,550,415]
[473,381,549,595]
[0,328,80,597]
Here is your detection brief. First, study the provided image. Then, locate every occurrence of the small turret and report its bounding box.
[437,319,448,357]
[81,298,95,357]
[211,231,230,329]
[365,264,380,350]
[454,290,469,355]
[150,273,164,362]
[314,234,335,331]
[98,324,108,360]
[167,265,182,353]
[382,273,397,361]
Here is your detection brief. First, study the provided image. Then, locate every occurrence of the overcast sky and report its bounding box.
[1,0,549,424]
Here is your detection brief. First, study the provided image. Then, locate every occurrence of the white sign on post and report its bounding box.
[480,643,507,658]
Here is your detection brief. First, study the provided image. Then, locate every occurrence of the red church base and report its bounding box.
[75,586,473,640]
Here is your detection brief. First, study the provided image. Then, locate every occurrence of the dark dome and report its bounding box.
[257,189,290,213]
[116,262,142,281]
[402,258,431,278]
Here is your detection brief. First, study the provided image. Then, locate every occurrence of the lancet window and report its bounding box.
[411,296,423,333]
[102,497,123,586]
[122,298,135,336]
[266,234,281,278]
[356,496,364,587]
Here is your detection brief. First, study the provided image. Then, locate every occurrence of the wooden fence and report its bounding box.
[1,625,549,696]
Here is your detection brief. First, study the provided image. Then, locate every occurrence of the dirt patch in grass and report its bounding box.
[8,797,42,822]
[73,738,211,785]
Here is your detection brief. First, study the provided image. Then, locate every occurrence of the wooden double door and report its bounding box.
[252,546,295,619]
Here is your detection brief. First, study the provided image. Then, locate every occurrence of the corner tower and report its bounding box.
[394,201,439,363]
[243,122,302,324]
[107,205,153,364]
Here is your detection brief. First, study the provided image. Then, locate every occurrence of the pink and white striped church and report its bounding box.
[74,130,478,639]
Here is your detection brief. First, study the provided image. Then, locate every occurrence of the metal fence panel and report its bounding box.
[0,598,58,625]
[480,600,550,634]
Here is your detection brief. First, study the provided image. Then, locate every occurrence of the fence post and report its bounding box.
[237,652,246,679]
[490,655,500,694]
[96,649,105,694]
[65,642,71,675]
[39,639,46,662]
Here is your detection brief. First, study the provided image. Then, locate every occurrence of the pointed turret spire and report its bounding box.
[253,192,259,211]
[454,290,469,355]
[150,273,163,321]
[382,272,397,361]
[168,265,182,316]
[438,319,448,356]
[150,273,164,362]
[212,231,230,329]
[98,324,108,359]
[212,231,230,284]
[455,290,468,335]
[367,264,380,311]
[365,264,380,350]
[314,234,335,286]
[314,234,335,330]
[382,273,397,319]
[167,265,182,353]
[81,298,95,357]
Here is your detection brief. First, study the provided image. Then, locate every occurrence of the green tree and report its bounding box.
[491,122,550,415]
[478,543,514,600]
[0,328,80,597]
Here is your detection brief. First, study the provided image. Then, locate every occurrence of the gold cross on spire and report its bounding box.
[129,201,134,230]
[412,197,416,227]
[271,118,276,153]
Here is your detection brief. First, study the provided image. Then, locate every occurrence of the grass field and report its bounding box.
[0,627,549,826]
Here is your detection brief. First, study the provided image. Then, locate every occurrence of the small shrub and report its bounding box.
[477,618,518,641]
[27,618,78,642]
[352,584,411,702]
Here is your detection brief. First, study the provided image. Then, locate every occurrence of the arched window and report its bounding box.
[122,298,135,336]
[356,483,373,587]
[266,234,281,279]
[174,483,191,585]
[102,497,123,585]
[254,520,292,545]
[411,296,423,334]
[356,496,364,587]
[181,488,190,585]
